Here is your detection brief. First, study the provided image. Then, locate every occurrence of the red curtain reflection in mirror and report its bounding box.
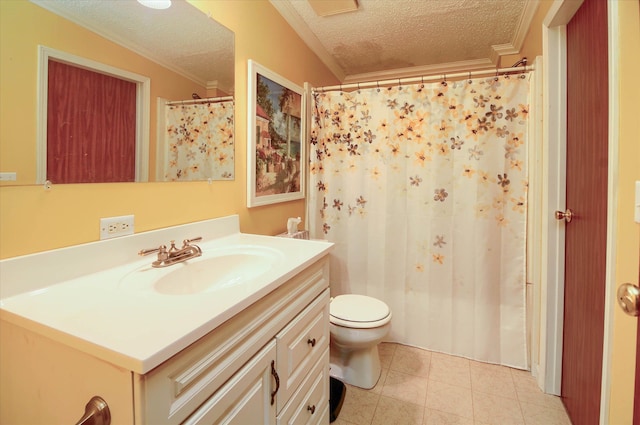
[47,60,136,183]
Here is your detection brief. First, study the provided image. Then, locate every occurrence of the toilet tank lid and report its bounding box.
[330,294,390,322]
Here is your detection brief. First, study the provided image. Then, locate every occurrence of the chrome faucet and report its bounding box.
[139,237,202,267]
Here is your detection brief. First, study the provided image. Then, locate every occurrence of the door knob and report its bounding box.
[554,209,573,223]
[617,283,640,316]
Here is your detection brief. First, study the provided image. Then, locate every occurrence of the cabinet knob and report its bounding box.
[307,337,316,347]
[307,404,316,414]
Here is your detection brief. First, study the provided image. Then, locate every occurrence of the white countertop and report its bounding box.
[0,216,332,374]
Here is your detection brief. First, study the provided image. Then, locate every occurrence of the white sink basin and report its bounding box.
[121,245,285,295]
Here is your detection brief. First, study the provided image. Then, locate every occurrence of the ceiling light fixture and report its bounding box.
[136,0,172,10]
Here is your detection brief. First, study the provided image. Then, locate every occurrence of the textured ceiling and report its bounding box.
[29,0,535,91]
[271,0,535,82]
[29,0,235,94]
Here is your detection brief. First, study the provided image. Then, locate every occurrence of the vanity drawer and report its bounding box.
[277,347,330,425]
[276,288,330,412]
[140,258,329,425]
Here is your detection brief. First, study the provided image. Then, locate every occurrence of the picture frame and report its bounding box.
[247,60,305,207]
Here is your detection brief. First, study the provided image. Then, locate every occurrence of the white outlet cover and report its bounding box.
[0,172,17,181]
[100,215,134,240]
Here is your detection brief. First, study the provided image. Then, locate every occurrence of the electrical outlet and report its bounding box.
[100,215,134,240]
[0,172,16,181]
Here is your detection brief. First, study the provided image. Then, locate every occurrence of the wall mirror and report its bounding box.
[0,0,235,185]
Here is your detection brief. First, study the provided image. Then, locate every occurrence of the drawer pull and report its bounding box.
[270,360,280,405]
[307,404,316,414]
[307,337,316,347]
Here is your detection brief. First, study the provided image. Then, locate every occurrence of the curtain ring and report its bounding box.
[357,82,361,92]
[468,71,472,83]
[442,74,447,86]
[398,78,401,88]
[495,67,500,81]
[421,76,424,88]
[376,81,380,92]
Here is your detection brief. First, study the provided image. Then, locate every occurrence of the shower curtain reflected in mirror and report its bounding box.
[161,100,234,181]
[309,75,530,368]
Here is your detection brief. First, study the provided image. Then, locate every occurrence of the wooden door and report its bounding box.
[561,0,609,423]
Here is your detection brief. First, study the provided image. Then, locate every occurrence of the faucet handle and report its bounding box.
[168,240,179,253]
[182,237,202,247]
[138,245,167,256]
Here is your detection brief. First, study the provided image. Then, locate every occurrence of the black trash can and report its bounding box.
[329,377,346,423]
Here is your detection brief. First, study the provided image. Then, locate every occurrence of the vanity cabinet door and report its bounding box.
[276,289,330,412]
[182,340,277,425]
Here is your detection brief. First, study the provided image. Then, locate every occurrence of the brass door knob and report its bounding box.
[554,209,573,223]
[617,283,640,317]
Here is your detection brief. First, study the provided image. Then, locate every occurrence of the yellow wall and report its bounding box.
[0,0,339,260]
[608,0,640,423]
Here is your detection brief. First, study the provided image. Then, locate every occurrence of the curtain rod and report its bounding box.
[312,65,534,93]
[166,95,233,106]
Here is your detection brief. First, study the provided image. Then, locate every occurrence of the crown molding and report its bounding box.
[491,0,540,63]
[513,0,540,51]
[269,0,346,81]
[342,58,495,84]
[490,43,521,64]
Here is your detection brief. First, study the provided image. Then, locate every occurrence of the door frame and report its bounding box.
[538,0,621,422]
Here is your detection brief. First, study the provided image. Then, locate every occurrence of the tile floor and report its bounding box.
[333,343,572,425]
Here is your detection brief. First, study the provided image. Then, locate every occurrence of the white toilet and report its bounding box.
[329,294,392,389]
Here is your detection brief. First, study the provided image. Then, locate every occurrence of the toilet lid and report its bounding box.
[330,294,390,323]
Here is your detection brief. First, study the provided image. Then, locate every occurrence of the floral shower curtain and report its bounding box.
[309,74,530,368]
[163,100,234,181]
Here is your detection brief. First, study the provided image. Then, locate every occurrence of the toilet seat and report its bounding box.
[330,294,392,329]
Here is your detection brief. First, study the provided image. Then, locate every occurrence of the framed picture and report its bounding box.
[247,60,305,207]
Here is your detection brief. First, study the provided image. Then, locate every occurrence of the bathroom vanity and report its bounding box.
[0,215,333,424]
